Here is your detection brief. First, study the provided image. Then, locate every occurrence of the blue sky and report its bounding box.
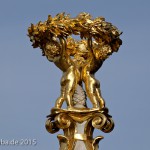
[0,0,150,150]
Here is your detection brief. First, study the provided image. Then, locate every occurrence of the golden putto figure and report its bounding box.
[28,12,122,110]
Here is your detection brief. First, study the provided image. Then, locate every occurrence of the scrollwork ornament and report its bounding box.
[45,118,59,134]
[92,113,107,129]
[55,113,72,129]
[101,117,114,133]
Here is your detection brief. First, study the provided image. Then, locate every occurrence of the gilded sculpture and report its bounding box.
[28,12,122,150]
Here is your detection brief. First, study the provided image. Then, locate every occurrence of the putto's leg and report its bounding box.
[95,80,105,109]
[55,86,65,108]
[95,88,105,109]
[65,78,76,109]
[84,75,99,109]
[55,96,65,109]
[63,66,77,109]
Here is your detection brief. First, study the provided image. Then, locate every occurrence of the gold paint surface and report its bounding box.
[74,134,87,140]
[46,108,113,150]
[28,12,122,150]
[28,12,122,110]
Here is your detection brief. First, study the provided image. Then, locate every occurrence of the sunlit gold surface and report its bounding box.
[28,12,122,109]
[28,12,122,150]
[74,133,87,140]
[46,108,113,150]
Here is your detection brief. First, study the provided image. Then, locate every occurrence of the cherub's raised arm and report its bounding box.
[59,36,67,57]
[54,36,73,72]
[87,37,92,51]
[85,37,103,73]
[87,37,92,48]
[87,37,94,57]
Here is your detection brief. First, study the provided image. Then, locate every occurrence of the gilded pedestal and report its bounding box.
[46,108,114,150]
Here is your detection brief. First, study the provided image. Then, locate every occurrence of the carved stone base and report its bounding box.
[45,108,114,150]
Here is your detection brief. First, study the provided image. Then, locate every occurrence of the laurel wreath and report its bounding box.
[28,12,122,60]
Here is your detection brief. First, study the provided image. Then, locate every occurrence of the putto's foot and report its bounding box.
[55,103,62,109]
[67,106,75,111]
[100,104,105,109]
[92,107,100,111]
[55,106,61,109]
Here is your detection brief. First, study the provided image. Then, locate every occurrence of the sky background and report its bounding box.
[0,0,150,150]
